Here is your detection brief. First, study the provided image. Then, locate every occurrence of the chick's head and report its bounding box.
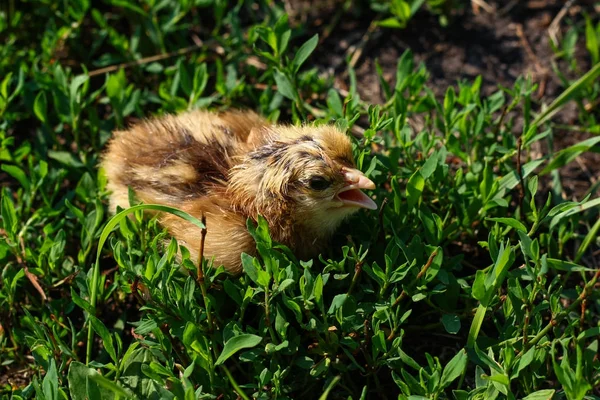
[230,125,377,235]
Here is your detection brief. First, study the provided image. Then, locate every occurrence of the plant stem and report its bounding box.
[515,269,600,361]
[347,259,363,296]
[516,136,526,219]
[264,284,278,344]
[196,214,214,333]
[87,257,101,364]
[159,324,191,367]
[391,249,438,309]
[377,197,389,247]
[388,249,438,340]
[318,376,342,400]
[221,365,251,400]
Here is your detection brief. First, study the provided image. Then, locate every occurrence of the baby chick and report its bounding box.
[102,110,377,274]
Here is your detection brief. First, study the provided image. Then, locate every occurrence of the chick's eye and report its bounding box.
[309,175,331,191]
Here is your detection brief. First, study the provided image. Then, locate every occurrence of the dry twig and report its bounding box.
[514,23,549,97]
[471,0,495,14]
[17,237,47,302]
[348,20,379,69]
[87,40,219,77]
[548,0,577,47]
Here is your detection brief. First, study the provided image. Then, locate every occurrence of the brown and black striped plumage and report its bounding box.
[102,110,377,274]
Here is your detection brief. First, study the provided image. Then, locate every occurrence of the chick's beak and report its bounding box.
[336,168,377,210]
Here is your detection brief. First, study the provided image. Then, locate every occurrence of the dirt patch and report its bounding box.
[307,0,599,200]
[0,366,35,391]
[316,0,589,103]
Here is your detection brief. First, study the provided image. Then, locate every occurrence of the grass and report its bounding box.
[1,1,600,399]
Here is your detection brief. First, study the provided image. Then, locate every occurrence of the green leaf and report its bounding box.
[89,372,132,398]
[34,91,48,124]
[108,0,145,15]
[90,316,117,363]
[275,306,288,339]
[522,390,556,400]
[575,217,600,263]
[71,288,94,314]
[2,164,30,192]
[293,34,319,73]
[257,268,270,287]
[439,349,467,389]
[585,17,599,64]
[314,274,324,309]
[546,258,598,272]
[375,17,405,29]
[498,159,544,194]
[106,70,125,99]
[550,197,600,230]
[247,215,272,248]
[215,334,263,365]
[327,293,347,314]
[68,361,111,400]
[178,60,192,97]
[420,151,438,179]
[486,217,527,233]
[192,63,208,99]
[423,247,442,282]
[452,390,469,400]
[444,86,455,117]
[552,341,592,400]
[511,346,536,380]
[391,0,411,21]
[467,304,486,348]
[42,358,58,400]
[275,278,295,295]
[326,88,343,116]
[318,375,341,400]
[283,295,303,322]
[406,170,424,209]
[48,150,84,168]
[474,344,504,375]
[273,14,291,55]
[70,74,89,101]
[441,314,461,335]
[577,326,600,340]
[242,252,259,283]
[471,270,487,302]
[1,188,17,238]
[409,0,426,15]
[487,243,514,299]
[274,69,297,101]
[1,72,13,100]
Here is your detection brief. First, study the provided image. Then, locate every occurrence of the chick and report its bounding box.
[102,110,377,274]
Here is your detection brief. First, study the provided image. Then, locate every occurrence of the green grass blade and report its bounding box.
[467,304,487,348]
[531,63,600,126]
[319,375,341,400]
[575,217,600,263]
[541,136,600,175]
[532,61,600,127]
[550,197,600,230]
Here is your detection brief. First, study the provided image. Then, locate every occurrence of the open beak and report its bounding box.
[336,168,377,210]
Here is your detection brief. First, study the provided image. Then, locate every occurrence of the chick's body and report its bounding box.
[102,110,376,274]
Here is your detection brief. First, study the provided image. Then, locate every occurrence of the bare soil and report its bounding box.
[306,0,600,200]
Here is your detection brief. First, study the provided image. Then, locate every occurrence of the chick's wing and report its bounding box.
[101,110,267,212]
